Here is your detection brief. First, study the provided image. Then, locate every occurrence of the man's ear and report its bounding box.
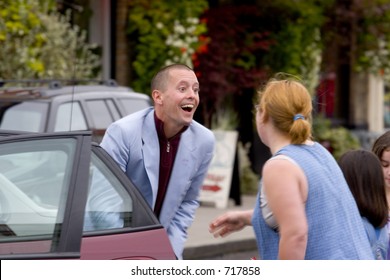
[152,89,163,105]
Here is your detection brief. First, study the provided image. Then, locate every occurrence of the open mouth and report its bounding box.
[181,104,194,112]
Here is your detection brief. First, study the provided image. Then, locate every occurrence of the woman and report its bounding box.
[338,150,388,259]
[209,76,373,259]
[372,131,390,260]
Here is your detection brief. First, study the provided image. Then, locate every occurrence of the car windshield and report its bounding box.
[0,102,48,132]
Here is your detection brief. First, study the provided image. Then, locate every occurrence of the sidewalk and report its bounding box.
[183,195,258,260]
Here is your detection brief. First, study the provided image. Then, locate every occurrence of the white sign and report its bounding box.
[199,130,238,209]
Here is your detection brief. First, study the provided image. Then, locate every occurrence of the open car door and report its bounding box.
[0,131,175,260]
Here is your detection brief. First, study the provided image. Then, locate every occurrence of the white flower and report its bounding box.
[174,23,186,34]
[185,36,197,44]
[166,36,173,45]
[156,22,164,29]
[165,59,173,66]
[187,26,196,34]
[172,39,185,48]
[186,58,193,68]
[187,17,199,25]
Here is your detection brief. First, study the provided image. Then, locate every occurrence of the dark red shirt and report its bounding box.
[153,113,187,218]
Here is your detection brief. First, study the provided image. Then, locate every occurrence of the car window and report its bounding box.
[83,153,133,232]
[55,102,88,132]
[119,98,150,116]
[85,100,116,129]
[0,138,76,254]
[0,102,48,132]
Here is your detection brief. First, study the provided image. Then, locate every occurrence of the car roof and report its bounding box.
[0,79,149,101]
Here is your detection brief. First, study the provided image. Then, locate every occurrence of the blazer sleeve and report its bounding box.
[100,121,131,172]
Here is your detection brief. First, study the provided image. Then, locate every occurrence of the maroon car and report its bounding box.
[0,131,176,260]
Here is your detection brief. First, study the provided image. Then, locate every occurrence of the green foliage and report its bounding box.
[313,115,361,160]
[194,6,270,127]
[193,1,332,127]
[260,0,333,93]
[210,101,239,130]
[321,0,390,81]
[128,0,208,93]
[0,0,100,80]
[353,0,390,82]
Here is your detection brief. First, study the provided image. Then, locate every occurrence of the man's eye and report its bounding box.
[179,87,186,92]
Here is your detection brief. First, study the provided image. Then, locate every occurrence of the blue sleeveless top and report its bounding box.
[251,142,374,259]
[387,217,390,260]
[361,218,388,260]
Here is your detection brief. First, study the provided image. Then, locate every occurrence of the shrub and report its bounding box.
[0,0,100,80]
[312,115,361,160]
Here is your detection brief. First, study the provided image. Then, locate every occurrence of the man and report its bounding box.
[100,64,215,259]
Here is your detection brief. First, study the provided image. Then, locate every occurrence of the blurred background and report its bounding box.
[2,0,390,195]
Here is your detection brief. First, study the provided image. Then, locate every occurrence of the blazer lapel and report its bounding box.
[159,127,197,227]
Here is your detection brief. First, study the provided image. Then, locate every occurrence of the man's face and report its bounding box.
[159,68,200,128]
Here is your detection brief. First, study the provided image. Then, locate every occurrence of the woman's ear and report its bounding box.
[259,109,268,123]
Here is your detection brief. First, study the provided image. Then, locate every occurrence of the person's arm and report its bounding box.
[262,159,308,260]
[209,209,254,237]
[100,123,129,172]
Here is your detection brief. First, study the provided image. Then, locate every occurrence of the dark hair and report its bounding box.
[372,130,390,159]
[151,64,193,93]
[338,150,388,228]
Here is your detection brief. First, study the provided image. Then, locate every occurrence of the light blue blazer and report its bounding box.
[100,107,215,258]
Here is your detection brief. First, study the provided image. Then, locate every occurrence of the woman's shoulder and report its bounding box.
[263,155,301,177]
[269,154,299,165]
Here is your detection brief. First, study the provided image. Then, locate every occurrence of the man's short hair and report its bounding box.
[151,64,193,92]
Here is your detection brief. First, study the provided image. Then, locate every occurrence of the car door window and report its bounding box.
[55,102,88,132]
[0,138,76,254]
[83,153,133,232]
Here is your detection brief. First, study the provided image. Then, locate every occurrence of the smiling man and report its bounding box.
[100,64,215,259]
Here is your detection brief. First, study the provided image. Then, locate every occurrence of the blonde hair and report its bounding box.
[257,76,312,144]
